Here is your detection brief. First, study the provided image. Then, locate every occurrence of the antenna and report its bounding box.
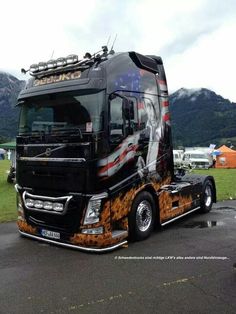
[110,34,117,54]
[50,49,55,59]
[106,35,111,47]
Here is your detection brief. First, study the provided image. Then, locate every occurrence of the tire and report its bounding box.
[129,191,155,241]
[7,173,14,183]
[200,180,214,213]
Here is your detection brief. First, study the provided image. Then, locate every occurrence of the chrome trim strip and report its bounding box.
[19,231,128,252]
[161,207,200,226]
[18,143,90,147]
[23,191,71,202]
[15,184,21,192]
[90,192,108,200]
[19,157,86,162]
[112,230,128,238]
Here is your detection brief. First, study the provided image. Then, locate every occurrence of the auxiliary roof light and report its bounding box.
[38,62,48,71]
[47,59,57,69]
[56,57,67,67]
[66,54,78,64]
[29,63,39,73]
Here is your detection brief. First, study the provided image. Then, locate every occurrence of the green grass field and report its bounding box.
[0,160,17,222]
[0,160,236,222]
[194,168,236,201]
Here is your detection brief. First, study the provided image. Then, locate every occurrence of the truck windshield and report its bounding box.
[18,90,105,135]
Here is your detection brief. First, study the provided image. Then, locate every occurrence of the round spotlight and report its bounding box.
[25,198,34,207]
[38,62,48,71]
[34,200,44,209]
[66,54,78,64]
[52,203,64,212]
[56,57,67,67]
[29,64,39,73]
[43,201,53,210]
[47,59,57,69]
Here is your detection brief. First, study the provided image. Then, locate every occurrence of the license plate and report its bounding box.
[41,229,60,240]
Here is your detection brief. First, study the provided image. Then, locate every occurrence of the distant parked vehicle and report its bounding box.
[173,150,184,168]
[182,150,211,169]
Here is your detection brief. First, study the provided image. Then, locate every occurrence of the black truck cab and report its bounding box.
[16,48,216,252]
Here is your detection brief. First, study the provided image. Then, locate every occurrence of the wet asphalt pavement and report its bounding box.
[1,201,236,314]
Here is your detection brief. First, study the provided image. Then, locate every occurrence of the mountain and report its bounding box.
[0,72,25,141]
[169,88,236,148]
[0,71,236,148]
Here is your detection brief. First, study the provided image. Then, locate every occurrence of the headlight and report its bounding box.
[84,199,102,225]
[83,193,108,225]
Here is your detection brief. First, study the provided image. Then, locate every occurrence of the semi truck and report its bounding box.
[15,46,216,252]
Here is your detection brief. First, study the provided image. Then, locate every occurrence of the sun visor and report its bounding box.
[129,52,160,74]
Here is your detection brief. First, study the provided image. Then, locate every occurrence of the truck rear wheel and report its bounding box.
[129,191,155,241]
[200,180,213,213]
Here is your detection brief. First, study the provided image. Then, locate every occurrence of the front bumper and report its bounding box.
[19,230,128,252]
[17,219,128,252]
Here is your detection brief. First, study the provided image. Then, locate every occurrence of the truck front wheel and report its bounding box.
[129,191,155,241]
[200,180,214,213]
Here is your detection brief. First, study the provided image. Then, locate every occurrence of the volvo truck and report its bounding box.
[15,46,216,252]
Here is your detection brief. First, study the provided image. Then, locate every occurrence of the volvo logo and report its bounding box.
[45,148,52,157]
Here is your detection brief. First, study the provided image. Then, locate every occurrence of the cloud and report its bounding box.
[1,0,236,101]
[160,0,236,57]
[165,18,236,101]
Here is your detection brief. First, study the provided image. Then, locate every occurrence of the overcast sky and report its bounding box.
[1,0,236,101]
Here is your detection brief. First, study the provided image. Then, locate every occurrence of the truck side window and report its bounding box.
[138,101,148,131]
[127,96,138,132]
[110,97,124,141]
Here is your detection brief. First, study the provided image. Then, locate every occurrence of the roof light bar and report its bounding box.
[28,52,93,75]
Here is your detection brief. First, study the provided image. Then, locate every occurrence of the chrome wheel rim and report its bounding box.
[205,185,212,207]
[136,200,152,232]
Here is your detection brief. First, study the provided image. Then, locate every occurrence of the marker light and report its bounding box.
[56,57,67,67]
[66,54,78,64]
[82,227,103,234]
